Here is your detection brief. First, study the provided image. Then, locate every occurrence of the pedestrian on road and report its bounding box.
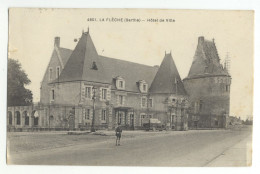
[115,124,122,146]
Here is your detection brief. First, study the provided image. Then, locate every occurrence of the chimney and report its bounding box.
[54,37,60,47]
[198,36,204,45]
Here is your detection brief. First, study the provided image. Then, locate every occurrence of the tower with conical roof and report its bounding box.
[183,36,231,128]
[49,30,112,107]
[55,30,110,84]
[149,52,189,130]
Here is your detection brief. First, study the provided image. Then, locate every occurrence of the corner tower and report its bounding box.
[183,36,231,128]
[149,53,189,131]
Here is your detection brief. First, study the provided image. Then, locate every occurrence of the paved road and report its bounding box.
[8,126,252,166]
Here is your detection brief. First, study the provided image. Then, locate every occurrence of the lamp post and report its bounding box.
[91,87,97,132]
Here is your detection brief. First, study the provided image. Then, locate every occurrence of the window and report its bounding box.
[119,81,123,88]
[141,97,147,107]
[51,89,55,100]
[102,88,107,100]
[140,114,146,126]
[130,114,134,126]
[49,67,53,81]
[34,117,39,126]
[172,98,176,103]
[118,113,122,124]
[85,86,92,99]
[56,66,60,78]
[8,112,12,125]
[102,109,107,121]
[181,108,184,116]
[25,115,29,125]
[148,98,153,107]
[194,101,199,113]
[16,112,21,125]
[116,77,125,90]
[138,80,148,93]
[85,109,90,119]
[143,84,147,92]
[226,85,230,92]
[119,95,123,105]
[199,100,203,111]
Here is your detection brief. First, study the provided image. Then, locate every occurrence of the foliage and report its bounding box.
[242,119,253,125]
[7,58,33,106]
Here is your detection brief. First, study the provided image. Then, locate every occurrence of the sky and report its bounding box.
[8,8,254,119]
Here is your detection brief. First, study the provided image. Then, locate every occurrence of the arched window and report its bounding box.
[32,110,39,126]
[8,111,12,125]
[34,117,39,126]
[15,111,21,125]
[23,111,29,126]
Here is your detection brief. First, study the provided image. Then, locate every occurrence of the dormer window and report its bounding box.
[143,84,147,91]
[138,80,148,93]
[91,61,98,70]
[169,95,177,104]
[119,81,124,88]
[116,76,125,90]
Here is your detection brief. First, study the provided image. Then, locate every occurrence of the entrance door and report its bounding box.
[118,112,122,125]
[171,115,175,129]
[140,114,145,126]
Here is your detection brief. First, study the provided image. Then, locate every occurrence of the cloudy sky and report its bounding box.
[8,8,253,119]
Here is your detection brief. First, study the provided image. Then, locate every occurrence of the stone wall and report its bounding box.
[183,75,231,128]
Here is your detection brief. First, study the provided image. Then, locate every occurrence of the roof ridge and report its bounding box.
[81,33,88,81]
[99,55,157,69]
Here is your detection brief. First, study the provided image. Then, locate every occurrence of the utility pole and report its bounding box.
[91,87,97,132]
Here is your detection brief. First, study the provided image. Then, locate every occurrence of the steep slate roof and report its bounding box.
[51,31,159,92]
[59,47,72,65]
[54,31,110,83]
[99,56,158,92]
[51,32,189,94]
[186,36,229,79]
[149,53,187,95]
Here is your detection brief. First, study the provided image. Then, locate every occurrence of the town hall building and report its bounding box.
[7,29,231,131]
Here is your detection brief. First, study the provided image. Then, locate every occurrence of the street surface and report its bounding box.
[7,126,252,166]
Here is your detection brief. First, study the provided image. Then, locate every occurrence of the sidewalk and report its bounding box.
[206,134,252,166]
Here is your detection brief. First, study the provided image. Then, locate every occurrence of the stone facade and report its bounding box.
[183,36,231,129]
[7,33,230,131]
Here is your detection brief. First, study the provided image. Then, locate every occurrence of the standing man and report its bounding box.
[115,124,122,146]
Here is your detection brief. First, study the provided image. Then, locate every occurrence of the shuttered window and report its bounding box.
[102,109,107,121]
[85,87,92,99]
[102,88,107,100]
[85,109,90,119]
[119,95,123,105]
[148,98,153,107]
[141,97,147,108]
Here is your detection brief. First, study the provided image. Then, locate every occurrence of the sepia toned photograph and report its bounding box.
[7,8,254,167]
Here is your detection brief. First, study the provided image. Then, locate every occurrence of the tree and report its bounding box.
[7,58,33,106]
